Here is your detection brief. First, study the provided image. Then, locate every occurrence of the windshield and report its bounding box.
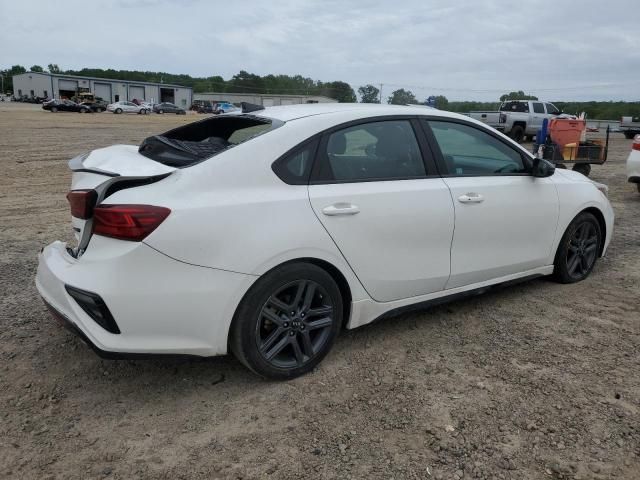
[139,114,282,168]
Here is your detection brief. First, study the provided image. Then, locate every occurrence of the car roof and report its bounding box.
[253,103,471,123]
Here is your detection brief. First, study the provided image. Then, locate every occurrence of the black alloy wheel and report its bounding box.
[554,212,601,283]
[230,263,342,379]
[256,280,334,369]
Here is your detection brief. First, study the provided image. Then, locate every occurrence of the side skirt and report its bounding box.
[347,266,553,329]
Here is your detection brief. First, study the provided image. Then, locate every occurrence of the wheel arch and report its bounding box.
[227,256,355,351]
[581,206,607,257]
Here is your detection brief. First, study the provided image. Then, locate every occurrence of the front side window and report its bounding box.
[545,103,559,114]
[427,121,528,176]
[532,102,545,114]
[316,120,426,182]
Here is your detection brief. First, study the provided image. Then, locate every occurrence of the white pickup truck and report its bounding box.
[620,116,640,139]
[469,100,561,142]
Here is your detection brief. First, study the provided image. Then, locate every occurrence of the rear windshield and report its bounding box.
[139,114,282,167]
[499,101,529,113]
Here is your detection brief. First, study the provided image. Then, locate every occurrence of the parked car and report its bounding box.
[107,101,149,114]
[153,102,186,115]
[80,99,108,113]
[620,116,640,139]
[214,102,238,114]
[469,100,562,142]
[36,103,613,379]
[627,134,640,193]
[42,99,92,113]
[193,101,217,114]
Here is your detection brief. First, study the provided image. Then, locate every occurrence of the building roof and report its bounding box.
[196,92,336,100]
[14,71,191,90]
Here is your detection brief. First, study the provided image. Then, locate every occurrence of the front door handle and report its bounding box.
[322,203,360,216]
[458,193,484,204]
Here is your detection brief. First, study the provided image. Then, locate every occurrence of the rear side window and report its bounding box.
[139,115,282,168]
[500,101,529,113]
[532,102,545,114]
[272,140,318,185]
[314,120,426,182]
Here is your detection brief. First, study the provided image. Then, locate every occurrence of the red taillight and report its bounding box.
[633,135,640,151]
[92,205,171,242]
[67,190,97,219]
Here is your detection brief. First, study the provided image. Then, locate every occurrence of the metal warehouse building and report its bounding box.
[12,72,193,107]
[193,92,337,106]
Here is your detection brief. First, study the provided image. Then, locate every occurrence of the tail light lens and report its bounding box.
[93,205,171,242]
[633,135,640,151]
[67,190,97,219]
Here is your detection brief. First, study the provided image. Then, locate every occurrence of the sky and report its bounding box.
[1,0,639,102]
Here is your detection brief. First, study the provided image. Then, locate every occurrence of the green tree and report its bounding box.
[30,65,44,72]
[388,88,417,105]
[322,81,356,102]
[0,65,27,94]
[434,95,449,109]
[47,64,61,73]
[358,84,380,103]
[499,90,538,101]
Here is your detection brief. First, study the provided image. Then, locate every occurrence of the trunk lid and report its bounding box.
[67,145,175,256]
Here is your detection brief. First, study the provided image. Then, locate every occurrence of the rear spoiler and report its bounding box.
[68,153,119,177]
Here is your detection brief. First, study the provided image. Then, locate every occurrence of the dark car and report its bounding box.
[153,102,186,115]
[42,99,92,113]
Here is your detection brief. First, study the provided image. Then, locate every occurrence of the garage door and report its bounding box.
[94,83,112,102]
[58,79,78,91]
[262,98,275,107]
[129,86,145,101]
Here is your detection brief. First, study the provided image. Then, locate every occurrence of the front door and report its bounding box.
[308,119,454,302]
[424,119,559,288]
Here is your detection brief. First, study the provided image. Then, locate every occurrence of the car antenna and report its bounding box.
[241,102,265,113]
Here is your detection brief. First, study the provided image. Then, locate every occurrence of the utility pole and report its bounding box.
[379,83,383,103]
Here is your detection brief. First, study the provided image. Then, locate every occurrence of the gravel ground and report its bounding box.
[1,102,639,480]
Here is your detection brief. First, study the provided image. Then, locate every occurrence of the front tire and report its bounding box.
[553,212,602,284]
[115,108,122,114]
[157,109,164,114]
[230,263,342,380]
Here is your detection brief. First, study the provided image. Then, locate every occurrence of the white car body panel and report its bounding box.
[308,179,454,302]
[443,175,559,288]
[35,103,615,357]
[626,137,640,188]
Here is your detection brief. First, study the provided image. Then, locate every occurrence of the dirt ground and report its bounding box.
[0,102,638,480]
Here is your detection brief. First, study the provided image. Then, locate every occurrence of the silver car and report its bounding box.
[107,101,149,115]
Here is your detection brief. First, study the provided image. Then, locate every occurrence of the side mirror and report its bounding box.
[531,157,555,178]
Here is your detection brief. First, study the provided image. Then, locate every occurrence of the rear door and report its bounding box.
[308,118,454,302]
[423,119,559,288]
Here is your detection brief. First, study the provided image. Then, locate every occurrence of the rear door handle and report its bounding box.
[457,193,484,204]
[322,203,360,216]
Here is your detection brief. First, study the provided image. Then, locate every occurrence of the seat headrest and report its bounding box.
[328,132,346,155]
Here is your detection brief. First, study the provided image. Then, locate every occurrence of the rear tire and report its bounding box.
[229,263,342,380]
[553,212,602,284]
[510,125,525,143]
[572,163,591,177]
[51,107,58,113]
[157,109,164,114]
[115,108,122,114]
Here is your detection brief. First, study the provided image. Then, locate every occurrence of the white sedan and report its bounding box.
[36,103,614,379]
[627,134,640,193]
[107,101,149,114]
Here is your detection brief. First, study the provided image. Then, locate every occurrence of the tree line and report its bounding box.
[2,65,638,119]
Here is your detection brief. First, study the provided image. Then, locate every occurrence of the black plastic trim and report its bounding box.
[65,285,120,334]
[628,176,640,184]
[370,273,545,324]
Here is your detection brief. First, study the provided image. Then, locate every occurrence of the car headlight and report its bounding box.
[592,181,609,197]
